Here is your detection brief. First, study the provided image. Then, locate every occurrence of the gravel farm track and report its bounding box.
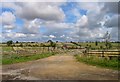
[2,51,119,80]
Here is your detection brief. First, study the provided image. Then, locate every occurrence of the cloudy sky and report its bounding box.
[0,1,119,42]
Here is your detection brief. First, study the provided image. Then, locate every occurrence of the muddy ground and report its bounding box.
[2,53,119,80]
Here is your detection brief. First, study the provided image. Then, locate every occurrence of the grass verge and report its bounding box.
[75,55,120,70]
[2,52,55,65]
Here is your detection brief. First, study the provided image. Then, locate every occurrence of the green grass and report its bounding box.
[75,55,120,70]
[2,47,13,51]
[2,52,55,65]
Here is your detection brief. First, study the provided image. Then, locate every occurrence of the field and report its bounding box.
[1,42,119,64]
[77,42,119,50]
[1,41,120,80]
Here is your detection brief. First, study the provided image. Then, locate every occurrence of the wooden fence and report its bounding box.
[86,50,120,60]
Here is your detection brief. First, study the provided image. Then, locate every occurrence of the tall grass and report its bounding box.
[2,47,13,51]
[75,55,120,70]
[2,52,55,65]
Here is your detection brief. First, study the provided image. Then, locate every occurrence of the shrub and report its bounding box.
[7,40,13,46]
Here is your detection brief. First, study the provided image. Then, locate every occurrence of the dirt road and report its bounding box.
[2,54,118,80]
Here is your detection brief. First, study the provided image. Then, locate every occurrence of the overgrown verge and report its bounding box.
[75,55,120,70]
[2,52,56,65]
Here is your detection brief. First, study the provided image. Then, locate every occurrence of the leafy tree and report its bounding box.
[95,41,98,46]
[48,40,56,50]
[47,40,53,43]
[16,41,19,43]
[56,41,58,43]
[51,42,56,47]
[7,40,13,46]
[70,41,73,43]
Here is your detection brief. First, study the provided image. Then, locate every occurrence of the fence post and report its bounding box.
[102,50,104,57]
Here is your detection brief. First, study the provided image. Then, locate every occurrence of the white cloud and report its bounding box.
[3,24,15,29]
[41,22,75,41]
[70,2,115,41]
[2,0,67,2]
[102,2,118,14]
[14,2,65,21]
[104,15,119,27]
[30,34,35,37]
[43,21,72,30]
[76,2,104,30]
[110,28,118,41]
[76,15,88,27]
[2,2,21,11]
[0,11,16,29]
[103,14,119,41]
[2,2,66,35]
[77,2,102,13]
[0,34,2,38]
[23,19,41,34]
[2,2,119,42]
[49,35,56,38]
[15,33,27,38]
[5,32,27,38]
[60,35,65,38]
[5,30,12,33]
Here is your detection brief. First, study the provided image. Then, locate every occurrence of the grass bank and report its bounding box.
[2,52,56,65]
[75,55,120,70]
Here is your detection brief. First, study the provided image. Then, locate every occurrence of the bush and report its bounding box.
[7,40,13,46]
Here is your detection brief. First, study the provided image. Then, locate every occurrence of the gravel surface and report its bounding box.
[2,53,119,80]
